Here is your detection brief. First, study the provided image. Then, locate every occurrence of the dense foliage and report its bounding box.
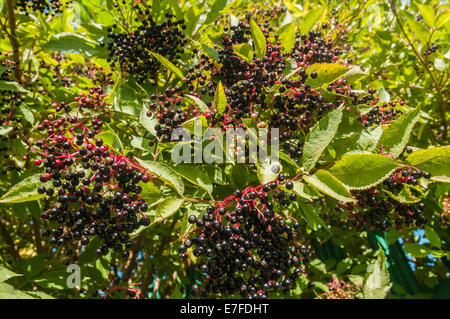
[0,0,449,299]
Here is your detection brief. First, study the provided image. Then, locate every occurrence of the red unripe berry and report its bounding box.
[33,159,42,166]
[54,159,62,167]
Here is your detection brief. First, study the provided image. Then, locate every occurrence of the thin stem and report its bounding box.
[5,0,24,84]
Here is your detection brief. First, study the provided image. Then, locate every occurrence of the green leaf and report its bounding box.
[329,154,400,189]
[95,131,121,152]
[134,158,185,196]
[214,81,227,115]
[305,63,349,89]
[417,3,436,28]
[436,10,450,28]
[303,169,356,203]
[249,18,267,60]
[0,266,22,282]
[0,174,48,204]
[291,181,320,202]
[403,243,432,258]
[0,125,13,136]
[139,107,157,136]
[357,125,384,152]
[232,43,254,61]
[153,197,184,223]
[363,249,391,299]
[434,58,448,71]
[256,157,281,184]
[405,17,430,42]
[302,105,343,173]
[383,187,420,204]
[150,52,184,79]
[181,115,207,134]
[171,164,213,197]
[299,7,326,35]
[0,81,28,92]
[43,32,98,56]
[184,5,201,36]
[405,146,450,178]
[23,290,54,299]
[425,225,441,249]
[298,203,327,231]
[185,94,209,113]
[377,87,390,103]
[279,20,296,52]
[342,65,368,83]
[201,43,219,61]
[0,282,35,299]
[377,107,421,158]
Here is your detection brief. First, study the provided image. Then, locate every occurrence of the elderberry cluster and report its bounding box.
[33,116,152,258]
[143,13,379,164]
[15,0,67,15]
[181,175,315,299]
[104,7,187,83]
[358,101,405,127]
[39,53,112,88]
[338,168,431,231]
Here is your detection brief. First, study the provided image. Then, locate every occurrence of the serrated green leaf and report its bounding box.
[378,107,421,158]
[329,154,400,189]
[134,158,184,196]
[249,18,267,60]
[302,105,343,173]
[303,169,356,203]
